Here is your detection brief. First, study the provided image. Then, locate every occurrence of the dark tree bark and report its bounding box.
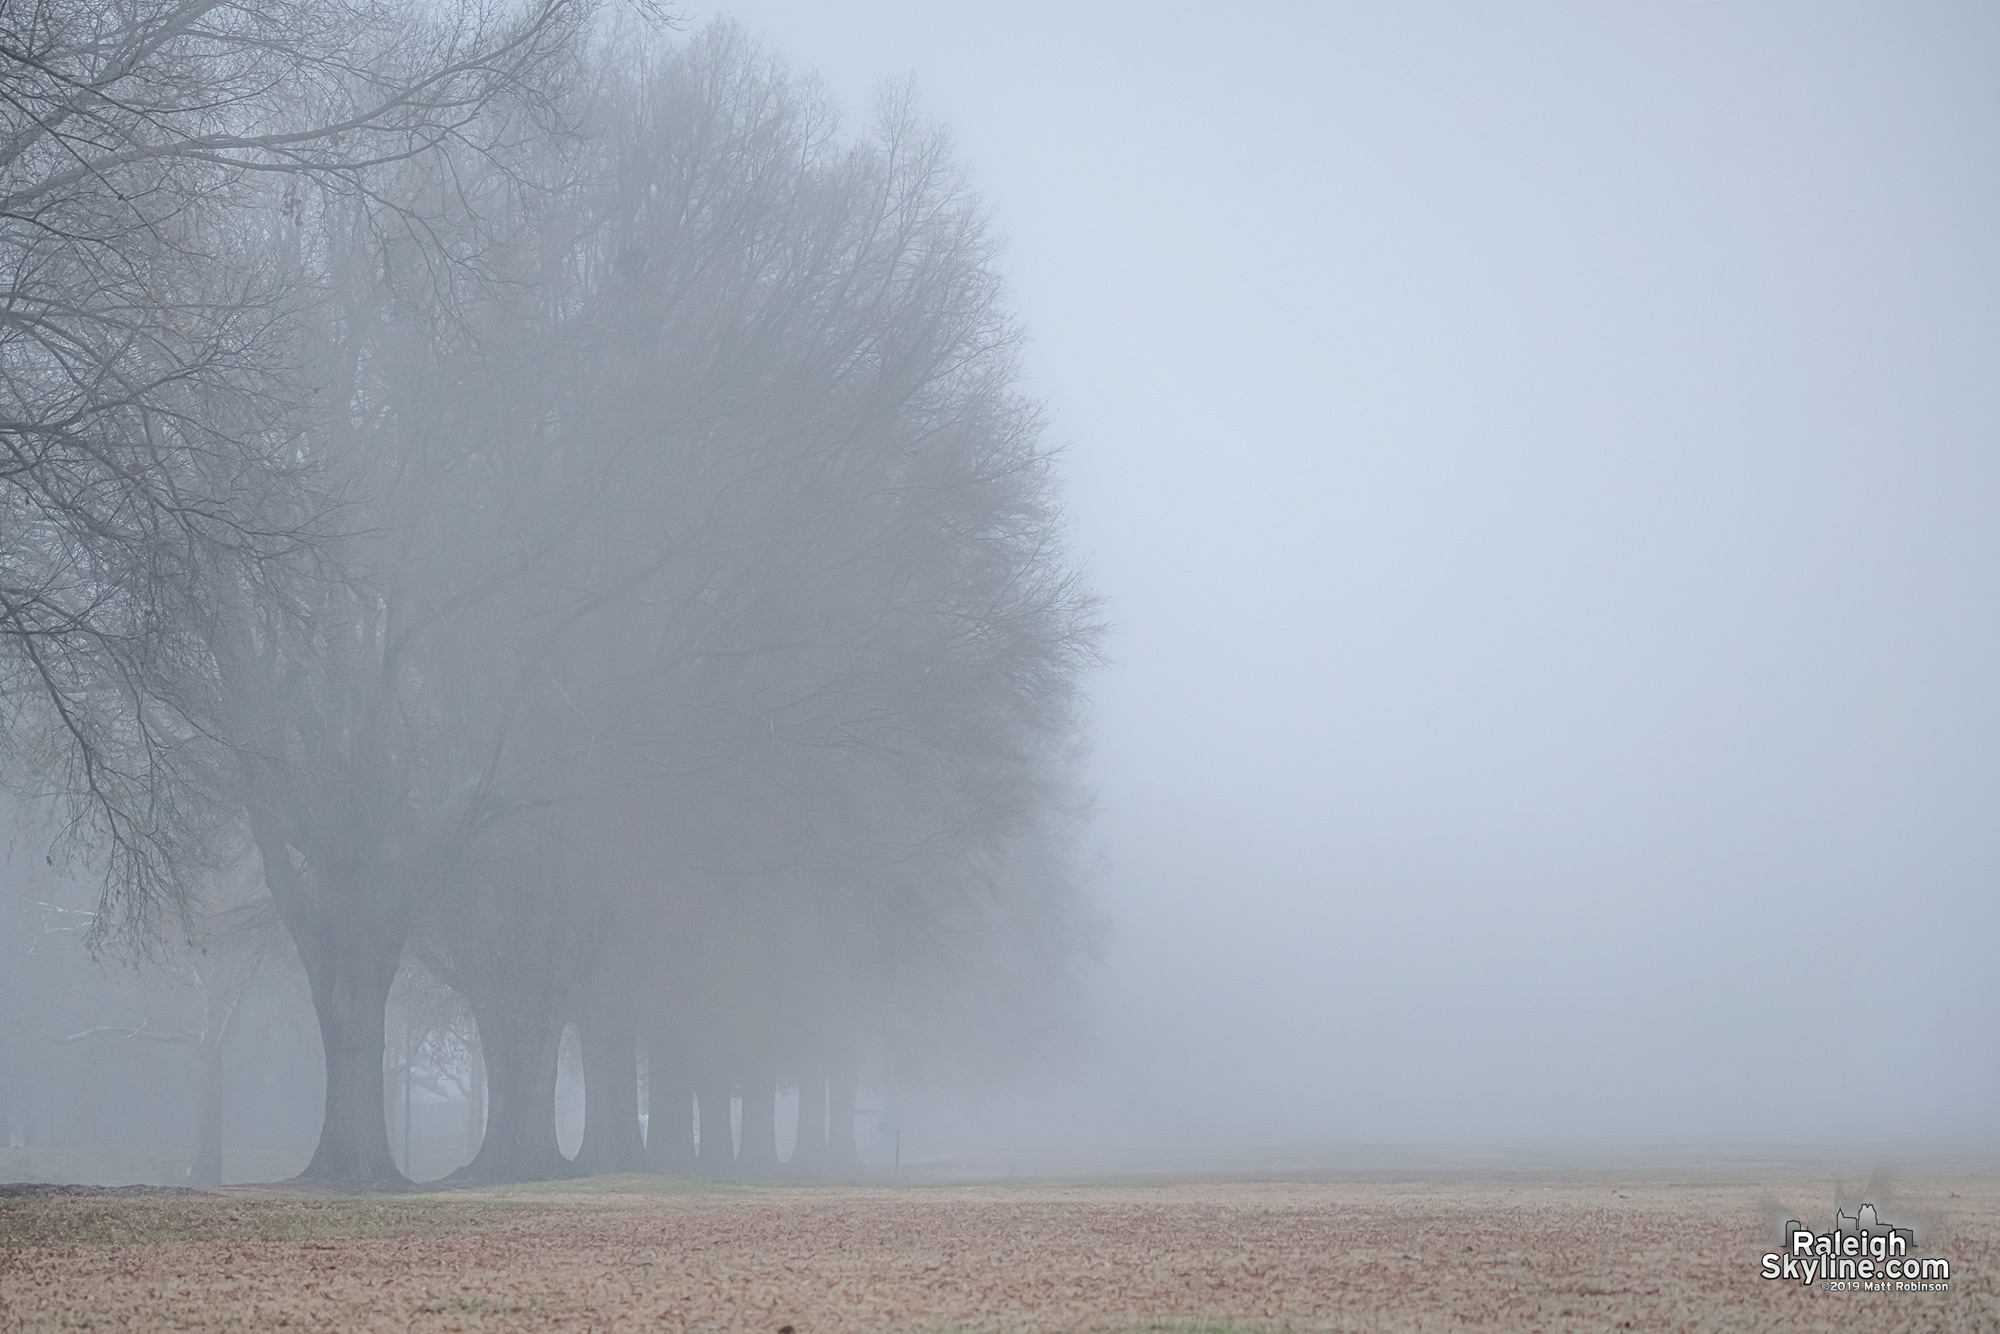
[289,906,406,1184]
[254,826,409,1185]
[411,815,610,1184]
[644,1028,693,1173]
[456,990,572,1182]
[577,1013,646,1174]
[298,937,403,1183]
[737,1068,778,1177]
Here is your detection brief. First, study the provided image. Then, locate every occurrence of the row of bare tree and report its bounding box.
[2,2,1098,1185]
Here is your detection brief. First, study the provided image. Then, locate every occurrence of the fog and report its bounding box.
[713,1,2000,1152]
[3,2,1996,1189]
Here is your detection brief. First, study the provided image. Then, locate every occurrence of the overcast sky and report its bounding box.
[700,2,2000,1152]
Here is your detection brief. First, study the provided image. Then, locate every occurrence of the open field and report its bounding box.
[0,1164,1994,1332]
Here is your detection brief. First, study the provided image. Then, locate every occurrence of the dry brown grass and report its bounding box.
[0,1165,1993,1331]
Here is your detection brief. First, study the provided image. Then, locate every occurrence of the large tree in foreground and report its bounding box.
[0,0,588,1182]
[0,0,582,949]
[8,9,1097,1187]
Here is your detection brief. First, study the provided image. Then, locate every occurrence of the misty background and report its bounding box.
[4,1,1995,1182]
[711,1,2000,1152]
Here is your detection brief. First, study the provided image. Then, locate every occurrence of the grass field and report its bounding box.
[0,1163,1992,1331]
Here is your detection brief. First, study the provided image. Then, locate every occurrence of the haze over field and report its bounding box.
[2,2,1996,1187]
[710,1,2000,1152]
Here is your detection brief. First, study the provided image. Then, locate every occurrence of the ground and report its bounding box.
[0,1163,1993,1331]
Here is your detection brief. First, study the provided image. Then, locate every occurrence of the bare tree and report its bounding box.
[384,956,484,1178]
[489,28,1100,1180]
[70,0,602,1185]
[30,850,285,1184]
[0,0,584,948]
[415,813,609,1182]
[169,18,1095,1189]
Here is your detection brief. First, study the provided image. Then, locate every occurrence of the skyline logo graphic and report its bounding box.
[1760,1202,1949,1292]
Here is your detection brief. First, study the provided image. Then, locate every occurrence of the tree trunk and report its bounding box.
[644,1028,692,1173]
[577,1013,646,1174]
[252,824,410,1187]
[457,992,571,1182]
[190,1043,225,1186]
[737,1068,778,1177]
[827,1066,861,1170]
[294,925,405,1184]
[787,1069,825,1176]
[696,1078,733,1175]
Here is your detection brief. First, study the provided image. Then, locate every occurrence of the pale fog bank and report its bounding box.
[715,0,2000,1159]
[1,2,1994,1187]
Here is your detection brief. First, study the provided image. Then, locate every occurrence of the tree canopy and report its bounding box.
[2,6,1098,1185]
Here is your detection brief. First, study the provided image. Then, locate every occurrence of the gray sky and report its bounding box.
[702,1,2000,1149]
